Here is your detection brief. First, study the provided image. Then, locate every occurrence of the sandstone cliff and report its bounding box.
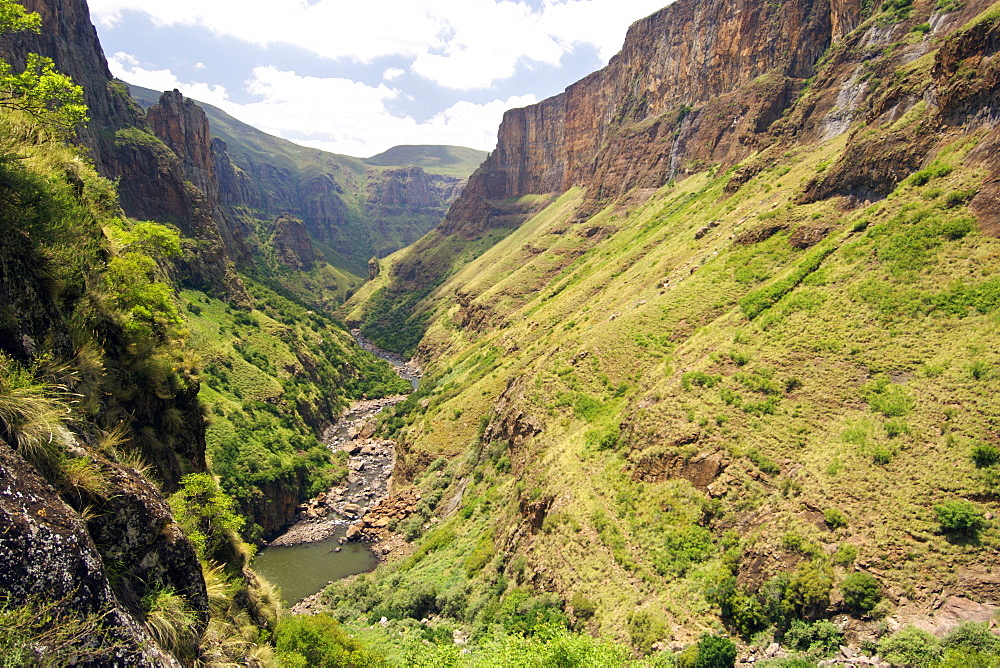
[445,0,865,237]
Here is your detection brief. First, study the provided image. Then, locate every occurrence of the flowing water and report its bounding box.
[250,334,420,605]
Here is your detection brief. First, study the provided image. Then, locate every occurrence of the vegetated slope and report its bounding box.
[129,83,486,280]
[365,144,491,178]
[0,100,287,662]
[335,0,1000,660]
[180,282,409,542]
[0,2,412,663]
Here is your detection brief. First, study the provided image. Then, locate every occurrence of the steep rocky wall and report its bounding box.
[148,90,251,263]
[445,0,864,234]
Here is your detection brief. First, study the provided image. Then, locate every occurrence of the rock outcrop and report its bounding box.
[0,441,183,666]
[272,213,316,270]
[148,90,251,264]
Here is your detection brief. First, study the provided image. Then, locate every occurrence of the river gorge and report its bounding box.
[251,334,422,605]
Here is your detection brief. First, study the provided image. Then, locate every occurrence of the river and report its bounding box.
[250,333,421,605]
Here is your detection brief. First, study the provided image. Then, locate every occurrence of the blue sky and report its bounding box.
[88,0,671,157]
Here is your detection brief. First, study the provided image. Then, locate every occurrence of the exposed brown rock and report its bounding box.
[735,222,791,245]
[632,449,725,491]
[0,439,197,666]
[789,223,834,248]
[272,213,315,270]
[483,376,543,447]
[443,0,864,235]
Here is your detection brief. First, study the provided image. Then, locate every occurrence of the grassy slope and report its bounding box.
[330,31,1000,663]
[364,145,489,177]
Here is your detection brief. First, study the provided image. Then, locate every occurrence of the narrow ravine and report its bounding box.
[251,335,422,605]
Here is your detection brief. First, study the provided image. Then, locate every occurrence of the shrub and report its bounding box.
[941,621,1000,655]
[971,443,1000,468]
[749,449,780,475]
[943,188,977,208]
[569,593,596,624]
[693,633,737,668]
[935,500,988,538]
[907,162,952,187]
[841,572,882,614]
[878,625,942,667]
[682,371,723,390]
[729,351,752,366]
[783,619,842,656]
[969,360,992,380]
[884,419,910,438]
[627,609,670,655]
[824,509,848,530]
[276,613,388,666]
[832,543,858,567]
[788,561,834,618]
[168,473,244,560]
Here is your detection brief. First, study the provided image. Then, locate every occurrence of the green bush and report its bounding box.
[824,509,848,529]
[935,500,988,538]
[569,593,596,624]
[693,633,737,668]
[832,543,858,567]
[841,572,882,614]
[168,473,244,560]
[788,561,834,618]
[907,162,952,187]
[276,614,388,667]
[783,619,842,656]
[971,443,1000,468]
[682,371,723,390]
[627,609,670,655]
[878,625,942,667]
[941,621,1000,655]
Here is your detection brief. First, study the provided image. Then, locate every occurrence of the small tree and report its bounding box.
[694,633,737,668]
[168,473,244,560]
[878,625,942,666]
[0,0,87,133]
[841,572,882,614]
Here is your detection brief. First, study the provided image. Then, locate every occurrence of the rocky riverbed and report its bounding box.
[265,332,423,546]
[266,396,409,548]
[351,329,422,386]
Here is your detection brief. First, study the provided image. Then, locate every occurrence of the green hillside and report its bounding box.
[365,144,490,177]
[336,127,1000,664]
[330,1,1000,663]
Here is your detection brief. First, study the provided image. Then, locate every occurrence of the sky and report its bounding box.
[88,0,671,158]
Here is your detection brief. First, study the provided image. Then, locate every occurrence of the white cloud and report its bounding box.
[382,67,405,81]
[194,62,207,69]
[89,0,671,90]
[108,55,534,156]
[108,52,232,108]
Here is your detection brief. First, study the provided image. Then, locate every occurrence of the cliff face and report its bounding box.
[148,90,251,264]
[272,213,316,270]
[445,0,863,235]
[365,166,466,255]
